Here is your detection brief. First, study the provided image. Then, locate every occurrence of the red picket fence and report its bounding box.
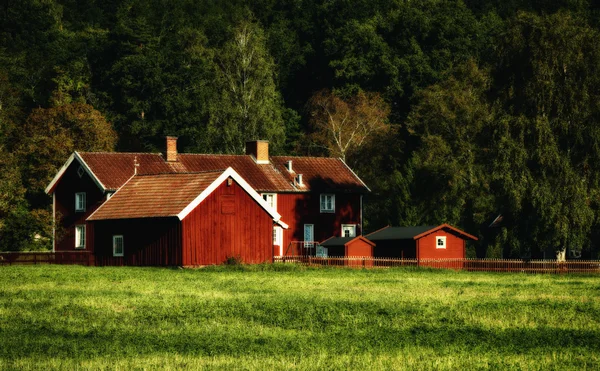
[0,251,93,266]
[274,256,600,274]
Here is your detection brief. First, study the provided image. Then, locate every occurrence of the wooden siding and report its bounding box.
[180,179,273,266]
[54,160,106,252]
[278,193,361,255]
[346,239,373,258]
[91,218,182,266]
[373,239,417,259]
[417,230,466,260]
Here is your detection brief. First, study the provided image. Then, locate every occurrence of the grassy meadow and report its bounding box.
[0,265,599,370]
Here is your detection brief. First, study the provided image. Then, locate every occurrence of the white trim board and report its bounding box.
[45,152,106,194]
[177,167,288,228]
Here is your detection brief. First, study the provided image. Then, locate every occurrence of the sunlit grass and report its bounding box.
[1,265,599,370]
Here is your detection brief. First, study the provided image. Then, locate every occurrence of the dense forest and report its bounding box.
[1,0,600,258]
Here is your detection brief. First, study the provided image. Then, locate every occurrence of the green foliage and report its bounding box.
[1,266,599,369]
[15,103,117,199]
[2,1,600,254]
[207,20,286,154]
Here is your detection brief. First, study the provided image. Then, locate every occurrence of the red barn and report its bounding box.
[45,137,369,265]
[86,168,286,266]
[366,224,478,265]
[319,236,375,267]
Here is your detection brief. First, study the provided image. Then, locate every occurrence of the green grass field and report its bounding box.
[0,265,599,370]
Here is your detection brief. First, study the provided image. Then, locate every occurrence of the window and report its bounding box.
[262,193,277,211]
[75,192,86,212]
[77,166,85,178]
[75,225,86,249]
[320,194,335,213]
[273,226,283,246]
[341,224,356,238]
[113,235,124,257]
[304,224,314,248]
[436,236,446,249]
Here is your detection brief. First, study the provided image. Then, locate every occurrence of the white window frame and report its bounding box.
[273,226,283,247]
[113,235,124,257]
[262,193,277,211]
[436,236,447,249]
[320,194,335,213]
[341,224,357,238]
[75,225,86,249]
[75,192,86,212]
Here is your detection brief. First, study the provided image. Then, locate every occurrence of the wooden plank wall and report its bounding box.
[278,193,361,255]
[180,179,273,266]
[417,229,466,260]
[92,218,182,266]
[54,160,105,251]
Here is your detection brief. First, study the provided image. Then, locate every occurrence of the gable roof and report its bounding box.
[46,152,369,194]
[87,167,287,228]
[271,156,371,192]
[320,236,376,247]
[366,224,478,241]
[366,226,436,241]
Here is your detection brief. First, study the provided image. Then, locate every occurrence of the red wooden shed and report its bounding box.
[366,224,478,266]
[87,167,287,266]
[319,236,375,267]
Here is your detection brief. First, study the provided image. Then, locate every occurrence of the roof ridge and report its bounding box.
[271,155,342,160]
[79,151,162,155]
[135,169,227,177]
[178,153,248,157]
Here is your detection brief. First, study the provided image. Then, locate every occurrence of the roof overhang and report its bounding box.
[340,158,371,193]
[412,224,478,241]
[45,151,106,194]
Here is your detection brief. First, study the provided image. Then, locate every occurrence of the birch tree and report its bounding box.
[208,21,285,154]
[307,89,390,163]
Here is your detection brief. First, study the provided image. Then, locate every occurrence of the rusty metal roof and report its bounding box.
[87,172,222,220]
[57,152,368,194]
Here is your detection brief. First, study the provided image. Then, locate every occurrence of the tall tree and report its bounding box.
[16,103,117,201]
[406,60,495,237]
[208,20,286,154]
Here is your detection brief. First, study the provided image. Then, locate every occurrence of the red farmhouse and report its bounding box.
[86,168,286,266]
[45,137,369,265]
[366,224,478,262]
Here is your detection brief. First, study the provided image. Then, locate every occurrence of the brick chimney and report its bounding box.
[166,136,178,162]
[245,140,269,164]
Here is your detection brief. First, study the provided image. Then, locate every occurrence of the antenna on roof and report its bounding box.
[134,156,139,175]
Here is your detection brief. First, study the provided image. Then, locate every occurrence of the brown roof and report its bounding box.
[51,151,368,194]
[178,154,295,192]
[272,156,369,192]
[87,171,222,220]
[79,152,175,191]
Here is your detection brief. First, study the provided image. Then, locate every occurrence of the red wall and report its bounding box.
[54,160,105,252]
[417,229,466,260]
[277,193,361,255]
[181,179,273,266]
[346,239,373,267]
[91,218,182,266]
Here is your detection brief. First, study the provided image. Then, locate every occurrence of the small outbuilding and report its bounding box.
[366,224,478,265]
[319,236,375,267]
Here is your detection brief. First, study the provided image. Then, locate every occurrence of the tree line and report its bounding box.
[1,0,599,258]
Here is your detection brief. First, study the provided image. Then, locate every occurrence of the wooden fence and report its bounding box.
[0,251,93,266]
[274,256,600,274]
